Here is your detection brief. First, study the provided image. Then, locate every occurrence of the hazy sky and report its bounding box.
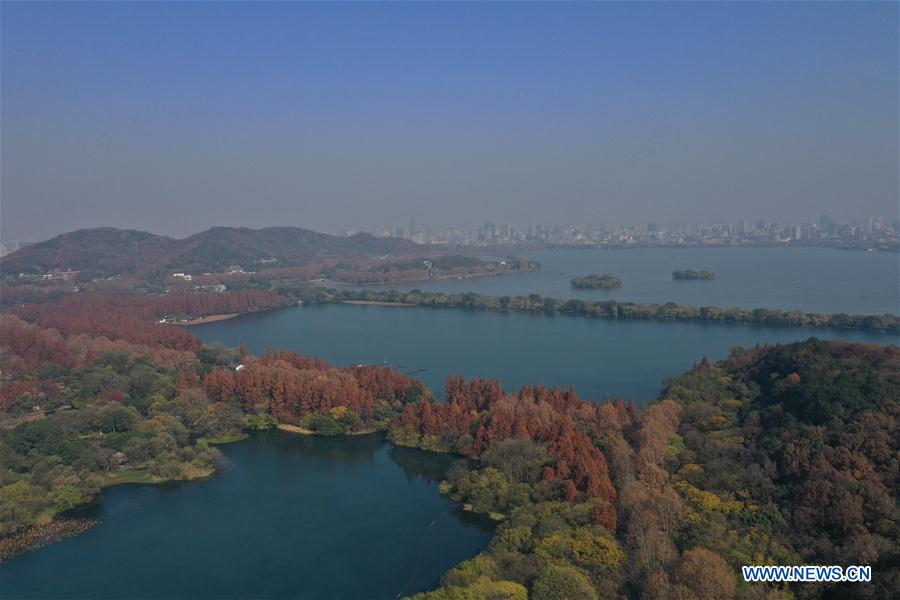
[2,2,898,241]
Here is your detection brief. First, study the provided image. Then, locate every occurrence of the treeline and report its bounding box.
[8,291,283,352]
[152,289,283,317]
[203,350,428,434]
[289,287,900,333]
[0,285,72,307]
[11,294,203,352]
[390,378,620,530]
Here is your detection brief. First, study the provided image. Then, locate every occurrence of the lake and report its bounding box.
[5,252,898,600]
[0,432,493,599]
[365,247,900,315]
[192,303,897,403]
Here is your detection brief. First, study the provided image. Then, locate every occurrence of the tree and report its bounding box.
[532,564,598,600]
[672,548,736,600]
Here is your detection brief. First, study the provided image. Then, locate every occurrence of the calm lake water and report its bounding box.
[369,247,900,315]
[192,303,897,403]
[0,432,493,599]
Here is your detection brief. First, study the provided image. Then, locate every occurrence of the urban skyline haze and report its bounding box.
[2,1,898,241]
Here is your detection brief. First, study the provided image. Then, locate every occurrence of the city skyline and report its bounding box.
[2,212,896,249]
[346,213,900,248]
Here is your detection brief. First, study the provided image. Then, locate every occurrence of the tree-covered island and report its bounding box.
[672,269,715,280]
[570,274,622,289]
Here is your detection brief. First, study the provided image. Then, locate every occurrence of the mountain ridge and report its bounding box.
[1,226,421,279]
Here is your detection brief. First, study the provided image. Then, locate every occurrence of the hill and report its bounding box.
[1,226,420,279]
[0,228,176,278]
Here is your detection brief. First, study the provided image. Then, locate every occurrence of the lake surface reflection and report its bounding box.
[194,303,897,403]
[0,432,493,599]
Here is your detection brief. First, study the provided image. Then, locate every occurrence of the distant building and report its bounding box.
[41,270,80,281]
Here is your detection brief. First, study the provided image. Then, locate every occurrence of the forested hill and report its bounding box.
[408,338,899,599]
[1,226,420,278]
[649,339,899,599]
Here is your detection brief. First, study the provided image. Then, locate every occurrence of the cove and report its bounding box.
[0,432,494,599]
[192,303,898,403]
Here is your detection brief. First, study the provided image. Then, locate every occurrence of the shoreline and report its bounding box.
[342,300,415,307]
[276,423,381,436]
[2,463,218,560]
[0,518,100,563]
[180,313,240,325]
[276,423,315,435]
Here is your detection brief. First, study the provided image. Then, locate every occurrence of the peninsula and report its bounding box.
[287,287,900,333]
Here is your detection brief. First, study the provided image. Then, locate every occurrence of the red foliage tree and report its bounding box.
[202,350,425,428]
[393,376,619,530]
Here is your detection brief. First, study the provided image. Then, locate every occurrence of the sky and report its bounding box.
[2,1,898,241]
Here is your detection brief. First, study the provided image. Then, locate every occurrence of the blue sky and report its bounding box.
[2,1,897,240]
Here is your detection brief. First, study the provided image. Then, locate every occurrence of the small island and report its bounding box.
[672,269,715,280]
[570,273,622,289]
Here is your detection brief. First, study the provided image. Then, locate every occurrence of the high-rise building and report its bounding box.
[480,222,497,242]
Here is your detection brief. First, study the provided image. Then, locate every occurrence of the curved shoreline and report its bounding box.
[2,464,217,560]
[0,519,99,562]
